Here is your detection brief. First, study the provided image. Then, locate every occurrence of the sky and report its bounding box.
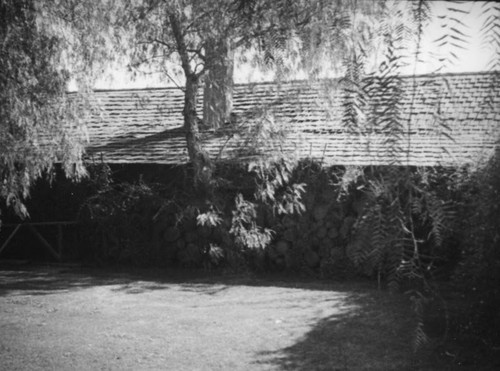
[414,1,496,74]
[89,1,497,90]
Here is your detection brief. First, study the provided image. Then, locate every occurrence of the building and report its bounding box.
[85,71,500,168]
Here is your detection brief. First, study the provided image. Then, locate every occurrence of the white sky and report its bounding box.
[89,1,496,90]
[414,1,495,74]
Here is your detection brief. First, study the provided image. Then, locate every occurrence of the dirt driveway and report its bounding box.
[0,264,436,370]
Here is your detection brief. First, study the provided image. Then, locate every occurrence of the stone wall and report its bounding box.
[150,168,364,275]
[263,180,364,275]
[2,161,363,272]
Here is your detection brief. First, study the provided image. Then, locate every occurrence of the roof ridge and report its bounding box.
[75,70,499,94]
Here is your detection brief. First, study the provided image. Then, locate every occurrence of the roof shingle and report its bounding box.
[85,71,500,167]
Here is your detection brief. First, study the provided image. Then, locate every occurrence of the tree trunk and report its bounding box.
[169,11,213,190]
[203,38,234,129]
[184,73,213,189]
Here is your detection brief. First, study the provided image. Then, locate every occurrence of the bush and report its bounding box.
[78,180,165,265]
[450,148,500,346]
[76,159,306,270]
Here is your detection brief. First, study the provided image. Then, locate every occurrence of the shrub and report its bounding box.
[342,167,456,290]
[450,148,500,346]
[78,180,164,265]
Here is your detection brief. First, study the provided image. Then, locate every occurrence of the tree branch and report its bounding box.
[159,67,185,91]
[129,53,171,68]
[187,47,206,61]
[184,10,213,34]
[152,38,176,49]
[233,24,286,49]
[168,12,193,76]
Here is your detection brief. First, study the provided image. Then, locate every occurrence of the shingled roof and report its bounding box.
[85,71,500,167]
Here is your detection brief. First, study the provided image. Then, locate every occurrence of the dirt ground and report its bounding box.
[0,263,453,370]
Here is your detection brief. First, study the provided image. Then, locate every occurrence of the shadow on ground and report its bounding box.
[0,261,372,297]
[253,289,425,371]
[0,262,461,370]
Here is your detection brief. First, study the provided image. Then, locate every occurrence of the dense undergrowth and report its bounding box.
[2,150,497,366]
[71,150,500,367]
[445,149,500,363]
[0,151,497,367]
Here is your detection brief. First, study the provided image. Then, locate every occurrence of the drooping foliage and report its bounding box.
[0,0,88,224]
[3,1,499,361]
[346,168,456,287]
[108,0,387,189]
[336,0,500,353]
[450,147,500,348]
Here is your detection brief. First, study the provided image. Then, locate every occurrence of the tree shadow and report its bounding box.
[0,263,370,297]
[0,263,456,369]
[0,264,134,296]
[253,291,431,371]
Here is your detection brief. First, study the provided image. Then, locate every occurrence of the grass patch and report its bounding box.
[0,264,478,370]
